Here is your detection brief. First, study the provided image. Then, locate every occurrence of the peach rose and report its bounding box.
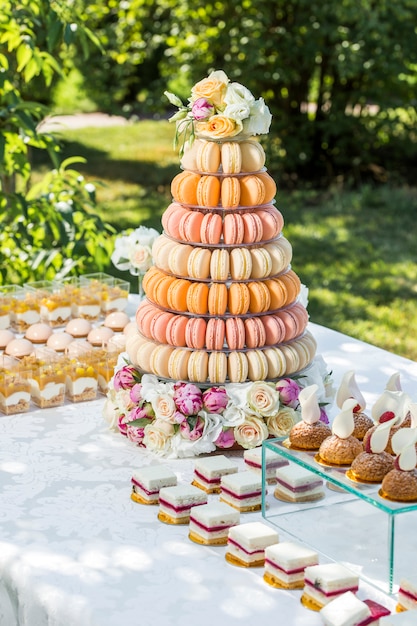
[143,419,174,454]
[152,393,177,423]
[234,415,268,449]
[266,407,298,437]
[191,70,228,108]
[196,115,242,139]
[247,381,280,418]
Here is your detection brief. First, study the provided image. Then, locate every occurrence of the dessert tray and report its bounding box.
[262,437,417,595]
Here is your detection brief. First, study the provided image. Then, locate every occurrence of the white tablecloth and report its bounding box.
[1,323,416,626]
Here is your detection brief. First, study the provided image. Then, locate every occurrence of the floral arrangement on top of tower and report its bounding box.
[165,70,272,154]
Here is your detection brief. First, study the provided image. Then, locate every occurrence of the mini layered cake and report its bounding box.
[220,471,262,512]
[348,420,395,483]
[225,521,279,567]
[320,591,390,626]
[302,562,359,610]
[289,384,331,450]
[131,465,177,505]
[243,446,289,483]
[158,485,207,524]
[188,502,240,545]
[397,578,417,611]
[274,464,324,503]
[318,399,363,466]
[263,541,318,589]
[335,370,374,440]
[192,454,238,493]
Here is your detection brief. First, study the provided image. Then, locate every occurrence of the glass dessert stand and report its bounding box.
[261,437,417,595]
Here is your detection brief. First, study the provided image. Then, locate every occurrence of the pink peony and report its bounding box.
[128,403,154,423]
[191,97,214,121]
[126,425,145,445]
[180,415,205,440]
[214,427,236,449]
[129,383,143,404]
[174,383,203,416]
[118,414,128,437]
[202,387,228,414]
[276,378,300,408]
[114,365,139,391]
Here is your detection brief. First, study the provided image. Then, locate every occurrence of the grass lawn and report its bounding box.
[33,121,417,361]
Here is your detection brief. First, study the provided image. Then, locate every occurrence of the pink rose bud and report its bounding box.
[202,387,228,413]
[276,378,300,408]
[214,427,236,449]
[191,97,214,121]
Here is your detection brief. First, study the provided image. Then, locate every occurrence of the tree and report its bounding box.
[0,0,115,285]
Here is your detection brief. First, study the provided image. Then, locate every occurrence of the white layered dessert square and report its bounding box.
[192,455,238,493]
[131,465,177,505]
[274,463,324,502]
[244,446,289,482]
[263,541,318,589]
[226,521,279,567]
[220,471,263,512]
[320,591,391,626]
[398,578,417,611]
[188,502,240,545]
[158,485,207,524]
[302,563,359,609]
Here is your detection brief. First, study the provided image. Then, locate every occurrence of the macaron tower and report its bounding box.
[129,70,317,385]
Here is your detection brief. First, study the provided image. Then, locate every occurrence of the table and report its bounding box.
[1,323,416,626]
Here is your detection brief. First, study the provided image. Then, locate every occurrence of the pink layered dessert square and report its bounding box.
[226,521,279,567]
[192,454,238,493]
[131,465,177,505]
[263,541,318,589]
[302,563,359,609]
[158,485,207,524]
[398,578,417,611]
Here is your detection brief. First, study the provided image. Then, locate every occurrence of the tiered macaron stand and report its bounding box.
[261,437,417,596]
[129,135,318,387]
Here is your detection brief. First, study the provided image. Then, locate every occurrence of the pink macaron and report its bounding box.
[223,213,244,245]
[244,317,267,349]
[162,203,190,239]
[166,315,188,347]
[205,318,225,351]
[200,212,222,245]
[150,311,175,343]
[261,315,286,346]
[179,210,205,243]
[225,318,245,350]
[242,212,263,243]
[185,317,207,350]
[256,206,284,240]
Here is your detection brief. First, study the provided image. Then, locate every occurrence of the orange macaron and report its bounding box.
[187,282,209,315]
[171,171,201,205]
[197,175,221,207]
[247,281,271,314]
[208,283,228,315]
[228,283,250,315]
[221,177,241,208]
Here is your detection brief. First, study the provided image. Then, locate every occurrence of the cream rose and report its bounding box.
[196,115,242,139]
[143,419,174,454]
[191,70,228,108]
[129,244,153,272]
[266,406,299,437]
[234,416,269,449]
[152,393,177,423]
[247,381,280,417]
[102,394,120,431]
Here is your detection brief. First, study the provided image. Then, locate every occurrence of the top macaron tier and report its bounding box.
[180,138,266,175]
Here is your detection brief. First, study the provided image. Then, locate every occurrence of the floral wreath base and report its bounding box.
[103,354,335,459]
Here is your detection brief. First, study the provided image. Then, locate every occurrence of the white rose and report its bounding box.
[247,381,280,417]
[143,419,174,455]
[102,395,120,431]
[129,226,160,248]
[152,393,177,423]
[266,406,299,437]
[234,416,269,449]
[221,405,247,427]
[242,98,272,135]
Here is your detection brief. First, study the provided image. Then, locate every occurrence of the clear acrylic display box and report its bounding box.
[261,437,417,595]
